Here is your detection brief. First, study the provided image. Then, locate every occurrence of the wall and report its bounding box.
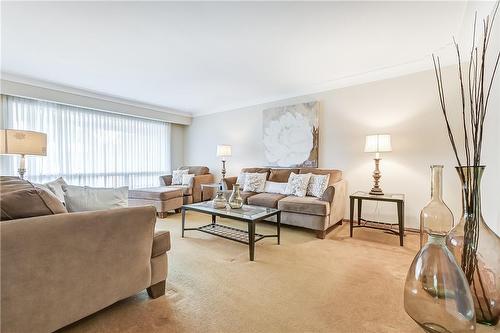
[185,65,500,234]
[171,123,186,169]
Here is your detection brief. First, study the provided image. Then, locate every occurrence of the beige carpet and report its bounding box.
[60,212,496,333]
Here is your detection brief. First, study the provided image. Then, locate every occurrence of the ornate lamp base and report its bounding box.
[369,158,384,195]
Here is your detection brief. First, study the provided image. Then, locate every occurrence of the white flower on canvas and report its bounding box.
[263,112,313,167]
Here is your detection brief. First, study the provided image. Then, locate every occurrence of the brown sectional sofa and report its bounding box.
[0,176,170,333]
[224,167,346,239]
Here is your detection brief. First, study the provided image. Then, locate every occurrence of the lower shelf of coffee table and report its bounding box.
[196,223,265,244]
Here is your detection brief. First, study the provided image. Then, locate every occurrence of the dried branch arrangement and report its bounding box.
[432,1,499,323]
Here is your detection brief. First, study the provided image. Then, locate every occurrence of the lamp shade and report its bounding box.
[364,134,392,153]
[216,144,232,158]
[0,129,47,156]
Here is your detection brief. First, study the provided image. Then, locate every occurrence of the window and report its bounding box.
[1,95,171,188]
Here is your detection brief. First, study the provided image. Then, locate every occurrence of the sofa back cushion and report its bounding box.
[179,166,209,175]
[0,177,67,220]
[268,168,299,183]
[241,168,270,179]
[299,168,342,185]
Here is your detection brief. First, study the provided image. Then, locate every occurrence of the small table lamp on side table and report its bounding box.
[216,144,232,180]
[0,129,47,179]
[364,134,392,195]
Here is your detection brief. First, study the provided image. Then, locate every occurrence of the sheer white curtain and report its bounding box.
[1,95,171,188]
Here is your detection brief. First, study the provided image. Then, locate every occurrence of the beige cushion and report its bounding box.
[239,191,258,204]
[299,168,342,185]
[243,173,267,192]
[172,169,188,185]
[241,168,270,178]
[179,166,209,175]
[1,187,67,220]
[152,230,171,257]
[284,172,312,197]
[278,196,330,216]
[269,168,299,183]
[247,192,287,208]
[45,177,68,202]
[63,185,128,212]
[168,185,192,196]
[128,187,184,200]
[0,176,33,193]
[307,174,330,197]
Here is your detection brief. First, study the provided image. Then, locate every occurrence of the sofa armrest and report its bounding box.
[152,230,171,257]
[328,179,347,226]
[222,176,237,191]
[160,175,172,186]
[192,173,215,202]
[1,206,157,333]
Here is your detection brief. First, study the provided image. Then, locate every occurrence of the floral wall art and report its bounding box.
[263,101,319,167]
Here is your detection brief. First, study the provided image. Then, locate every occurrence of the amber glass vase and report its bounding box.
[446,166,500,326]
[404,165,476,332]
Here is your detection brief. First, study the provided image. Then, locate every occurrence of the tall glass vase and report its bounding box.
[404,165,476,332]
[446,166,500,325]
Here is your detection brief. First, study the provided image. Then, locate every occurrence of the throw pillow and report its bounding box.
[172,169,188,185]
[45,177,68,203]
[243,173,267,193]
[236,172,248,186]
[264,181,287,194]
[1,187,67,220]
[181,174,195,186]
[285,172,312,197]
[307,174,330,198]
[63,185,128,212]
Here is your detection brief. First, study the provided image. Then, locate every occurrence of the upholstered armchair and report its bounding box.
[160,166,215,203]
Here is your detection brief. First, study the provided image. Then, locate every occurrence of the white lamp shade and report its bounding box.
[364,134,392,153]
[0,129,47,156]
[216,144,232,158]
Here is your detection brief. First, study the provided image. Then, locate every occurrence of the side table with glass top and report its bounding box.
[349,191,405,246]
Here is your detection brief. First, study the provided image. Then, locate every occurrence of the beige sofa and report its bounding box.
[224,167,346,239]
[0,177,170,333]
[159,165,215,204]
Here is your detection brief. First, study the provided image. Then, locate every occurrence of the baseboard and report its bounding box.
[341,219,419,234]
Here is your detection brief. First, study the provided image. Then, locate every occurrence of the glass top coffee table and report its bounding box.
[181,202,281,261]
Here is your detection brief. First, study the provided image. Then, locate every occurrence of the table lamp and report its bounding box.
[364,134,392,195]
[216,144,232,179]
[0,129,47,179]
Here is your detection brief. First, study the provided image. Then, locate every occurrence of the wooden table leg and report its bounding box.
[248,220,255,261]
[350,197,354,238]
[181,208,186,238]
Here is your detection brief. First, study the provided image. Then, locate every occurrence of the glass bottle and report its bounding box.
[419,165,454,248]
[212,190,227,209]
[228,183,243,209]
[446,166,499,325]
[404,165,476,332]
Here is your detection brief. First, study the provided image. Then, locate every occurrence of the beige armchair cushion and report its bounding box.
[179,166,209,175]
[247,193,287,208]
[278,196,330,216]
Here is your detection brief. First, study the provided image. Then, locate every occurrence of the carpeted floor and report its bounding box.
[60,212,496,333]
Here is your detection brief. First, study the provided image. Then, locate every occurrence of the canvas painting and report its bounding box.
[263,101,319,167]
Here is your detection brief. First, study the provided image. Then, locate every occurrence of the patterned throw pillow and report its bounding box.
[285,172,312,197]
[172,169,188,185]
[181,174,195,186]
[236,172,248,186]
[243,173,267,193]
[307,174,330,198]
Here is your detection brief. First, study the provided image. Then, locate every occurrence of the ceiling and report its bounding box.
[1,1,478,116]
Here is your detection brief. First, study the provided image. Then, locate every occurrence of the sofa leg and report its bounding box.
[174,208,181,214]
[157,212,167,219]
[316,230,326,239]
[147,280,166,299]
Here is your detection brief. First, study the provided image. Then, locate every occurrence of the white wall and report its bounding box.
[185,65,499,234]
[171,123,186,170]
